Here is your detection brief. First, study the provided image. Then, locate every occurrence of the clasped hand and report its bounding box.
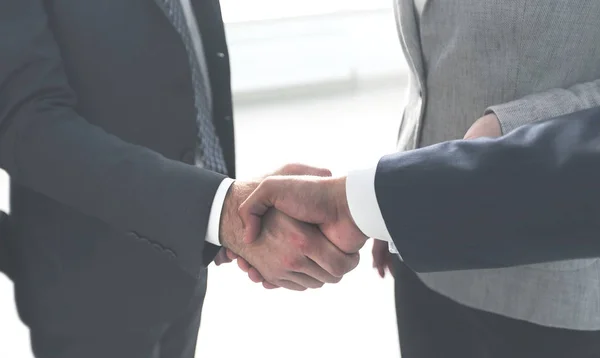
[216,164,368,291]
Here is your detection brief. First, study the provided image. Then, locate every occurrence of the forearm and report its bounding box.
[487,79,600,134]
[8,112,225,275]
[373,107,600,271]
[0,0,225,276]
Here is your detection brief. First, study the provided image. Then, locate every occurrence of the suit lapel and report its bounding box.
[394,0,425,87]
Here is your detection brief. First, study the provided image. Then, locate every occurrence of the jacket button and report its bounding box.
[180,148,195,164]
[223,115,232,121]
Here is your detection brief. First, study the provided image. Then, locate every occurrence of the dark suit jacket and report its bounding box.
[0,211,8,276]
[376,107,600,273]
[0,0,234,332]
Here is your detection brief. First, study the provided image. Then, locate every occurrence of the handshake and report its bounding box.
[215,164,369,291]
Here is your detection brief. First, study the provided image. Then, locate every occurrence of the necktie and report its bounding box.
[155,0,228,174]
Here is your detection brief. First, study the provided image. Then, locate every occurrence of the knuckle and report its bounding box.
[284,255,304,272]
[281,163,300,173]
[291,232,310,252]
[282,255,298,270]
[318,168,332,177]
[351,253,361,269]
[261,176,280,192]
[288,257,303,271]
[260,176,274,188]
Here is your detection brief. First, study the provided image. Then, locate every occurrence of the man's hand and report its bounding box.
[213,163,330,268]
[464,113,502,139]
[238,175,368,255]
[218,164,361,291]
[372,239,394,278]
[218,164,332,253]
[214,247,237,266]
[232,209,359,291]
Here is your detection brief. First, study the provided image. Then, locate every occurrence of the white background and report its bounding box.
[0,2,408,357]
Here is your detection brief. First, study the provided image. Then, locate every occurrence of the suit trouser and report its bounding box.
[24,279,206,358]
[22,274,206,358]
[8,223,209,358]
[394,259,600,358]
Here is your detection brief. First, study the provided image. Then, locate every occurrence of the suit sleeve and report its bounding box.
[487,79,600,134]
[0,0,225,277]
[373,107,600,272]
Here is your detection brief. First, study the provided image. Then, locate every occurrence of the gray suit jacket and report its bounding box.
[395,0,600,329]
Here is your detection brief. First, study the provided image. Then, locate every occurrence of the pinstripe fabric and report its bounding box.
[155,0,227,174]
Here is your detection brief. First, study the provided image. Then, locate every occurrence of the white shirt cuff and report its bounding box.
[205,178,235,246]
[346,164,400,256]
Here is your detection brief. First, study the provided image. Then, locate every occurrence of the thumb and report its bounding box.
[238,177,282,244]
[464,114,501,140]
[239,176,333,244]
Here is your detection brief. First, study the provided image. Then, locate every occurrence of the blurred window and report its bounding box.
[220,0,391,23]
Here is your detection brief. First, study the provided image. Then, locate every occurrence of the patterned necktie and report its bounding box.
[155,0,228,174]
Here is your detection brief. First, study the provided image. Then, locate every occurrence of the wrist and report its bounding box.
[330,176,361,232]
[219,182,246,252]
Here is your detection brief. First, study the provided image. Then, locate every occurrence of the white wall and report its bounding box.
[226,8,407,95]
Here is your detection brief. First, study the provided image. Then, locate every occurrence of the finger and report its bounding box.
[241,214,262,245]
[387,262,395,278]
[373,252,386,278]
[225,249,238,261]
[214,249,230,266]
[377,265,385,278]
[306,233,360,278]
[275,163,332,177]
[237,257,251,272]
[239,179,282,244]
[299,258,342,284]
[287,272,324,289]
[372,251,385,277]
[372,250,383,268]
[263,282,280,289]
[276,280,307,291]
[384,254,395,278]
[248,267,265,283]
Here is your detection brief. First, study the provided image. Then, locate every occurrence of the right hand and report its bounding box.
[233,209,359,291]
[235,175,368,289]
[239,175,368,254]
[219,164,360,291]
[372,239,394,278]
